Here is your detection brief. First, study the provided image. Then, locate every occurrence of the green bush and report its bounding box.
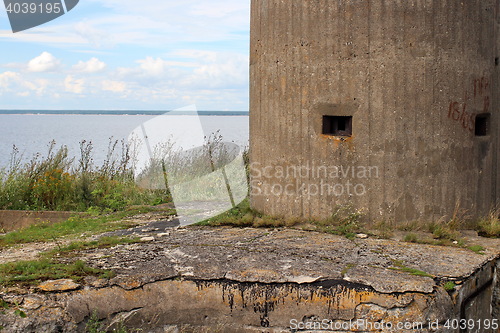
[0,140,170,212]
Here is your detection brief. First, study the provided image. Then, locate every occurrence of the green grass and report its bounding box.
[341,263,356,278]
[85,310,135,333]
[46,236,141,256]
[467,245,486,255]
[197,200,364,239]
[444,281,456,291]
[390,208,500,241]
[0,300,26,319]
[0,140,171,212]
[428,223,461,241]
[0,235,139,287]
[372,220,394,239]
[0,207,169,247]
[0,259,113,286]
[0,299,9,309]
[477,209,500,238]
[198,200,497,249]
[85,311,105,333]
[403,233,419,243]
[196,199,301,229]
[396,221,422,232]
[389,260,433,278]
[196,199,300,228]
[196,199,256,227]
[310,205,364,239]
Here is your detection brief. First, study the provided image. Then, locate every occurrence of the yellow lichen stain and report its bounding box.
[253,295,282,306]
[119,280,143,290]
[320,134,355,149]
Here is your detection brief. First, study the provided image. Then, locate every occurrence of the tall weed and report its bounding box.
[0,139,169,212]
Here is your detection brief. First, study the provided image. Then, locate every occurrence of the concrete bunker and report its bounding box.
[250,0,500,222]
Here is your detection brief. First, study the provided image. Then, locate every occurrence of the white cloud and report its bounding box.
[173,50,218,62]
[189,2,249,19]
[0,71,21,88]
[73,20,117,48]
[137,57,169,77]
[27,52,61,72]
[0,28,88,45]
[174,51,249,89]
[114,57,185,85]
[27,78,49,96]
[0,0,251,109]
[92,0,249,22]
[102,80,127,93]
[64,75,85,94]
[73,57,107,73]
[9,0,251,49]
[0,71,50,96]
[0,46,250,109]
[111,51,248,89]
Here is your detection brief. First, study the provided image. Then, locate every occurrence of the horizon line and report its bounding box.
[0,109,249,115]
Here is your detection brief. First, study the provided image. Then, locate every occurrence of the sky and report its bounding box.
[0,0,250,111]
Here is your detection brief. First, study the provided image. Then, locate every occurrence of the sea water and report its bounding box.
[0,114,249,169]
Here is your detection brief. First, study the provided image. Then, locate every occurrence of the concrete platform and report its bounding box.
[0,227,499,332]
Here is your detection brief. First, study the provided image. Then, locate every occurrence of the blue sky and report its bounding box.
[0,0,250,110]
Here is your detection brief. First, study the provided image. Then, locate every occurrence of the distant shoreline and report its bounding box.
[0,110,249,116]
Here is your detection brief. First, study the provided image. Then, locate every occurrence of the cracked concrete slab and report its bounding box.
[77,227,500,294]
[0,227,499,332]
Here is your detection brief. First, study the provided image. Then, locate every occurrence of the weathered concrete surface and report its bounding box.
[0,227,499,332]
[250,0,500,222]
[0,210,75,233]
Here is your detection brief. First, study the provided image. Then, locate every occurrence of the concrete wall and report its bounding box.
[250,0,500,222]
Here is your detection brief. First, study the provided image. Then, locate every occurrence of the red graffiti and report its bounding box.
[448,76,490,133]
[473,77,490,98]
[483,96,490,113]
[448,101,475,132]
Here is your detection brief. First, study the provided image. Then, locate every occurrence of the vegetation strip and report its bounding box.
[0,259,113,287]
[0,140,170,212]
[389,260,433,278]
[198,199,365,239]
[0,236,139,287]
[0,207,172,247]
